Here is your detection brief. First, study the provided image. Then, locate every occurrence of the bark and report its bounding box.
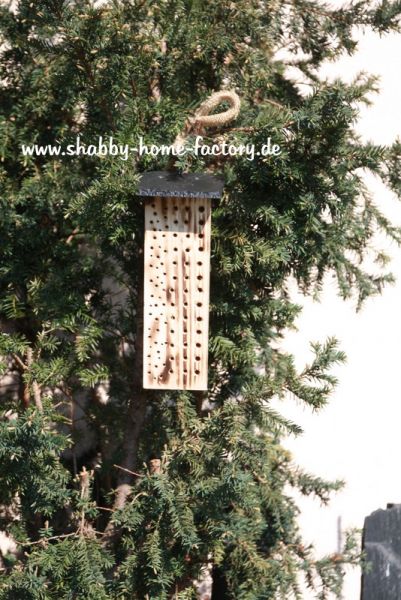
[112,280,147,509]
[104,254,148,540]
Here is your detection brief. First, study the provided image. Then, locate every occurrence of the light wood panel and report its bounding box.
[143,195,211,390]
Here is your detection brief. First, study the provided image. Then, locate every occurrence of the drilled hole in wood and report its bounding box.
[195,356,201,361]
[195,369,200,375]
[197,317,203,321]
[198,287,203,292]
[199,220,205,225]
[199,206,205,212]
[196,342,201,347]
[197,275,203,280]
[197,261,202,266]
[173,233,178,237]
[174,220,179,224]
[196,330,202,334]
[199,247,204,251]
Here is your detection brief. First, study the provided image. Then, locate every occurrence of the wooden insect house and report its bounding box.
[138,171,224,391]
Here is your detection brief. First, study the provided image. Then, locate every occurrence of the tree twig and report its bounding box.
[12,353,27,371]
[26,348,43,412]
[113,464,143,478]
[22,532,78,546]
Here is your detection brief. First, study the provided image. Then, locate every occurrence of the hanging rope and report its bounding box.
[172,90,241,155]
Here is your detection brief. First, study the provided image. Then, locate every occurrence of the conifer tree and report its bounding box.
[0,1,401,598]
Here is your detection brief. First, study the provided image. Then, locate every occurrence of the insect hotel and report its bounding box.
[138,171,224,391]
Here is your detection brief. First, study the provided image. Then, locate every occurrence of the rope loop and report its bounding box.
[173,90,241,152]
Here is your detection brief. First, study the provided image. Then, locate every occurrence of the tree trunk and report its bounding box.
[104,254,148,538]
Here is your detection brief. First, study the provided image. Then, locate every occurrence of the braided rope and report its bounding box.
[173,90,241,151]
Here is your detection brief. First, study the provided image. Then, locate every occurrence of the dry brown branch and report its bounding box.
[26,347,43,412]
[149,458,161,474]
[66,227,80,245]
[113,464,143,478]
[12,353,27,371]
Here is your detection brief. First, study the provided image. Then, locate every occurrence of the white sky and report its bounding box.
[277,25,401,599]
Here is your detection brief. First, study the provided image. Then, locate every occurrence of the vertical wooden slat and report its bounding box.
[143,195,211,390]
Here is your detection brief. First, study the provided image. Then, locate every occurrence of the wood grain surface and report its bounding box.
[143,195,211,390]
